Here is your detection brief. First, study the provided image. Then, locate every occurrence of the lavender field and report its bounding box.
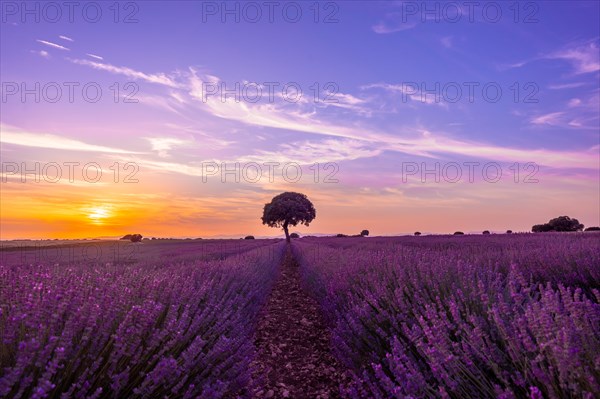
[293,233,600,398]
[1,234,598,398]
[0,240,286,398]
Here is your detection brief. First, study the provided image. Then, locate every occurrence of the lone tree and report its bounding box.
[414,231,421,236]
[261,192,316,243]
[532,216,584,232]
[482,230,490,235]
[360,229,369,237]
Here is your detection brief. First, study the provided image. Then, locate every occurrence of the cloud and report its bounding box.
[530,91,598,129]
[70,59,598,170]
[318,92,370,114]
[547,82,586,90]
[372,21,416,34]
[362,83,447,106]
[69,58,180,88]
[59,35,74,42]
[86,53,104,60]
[239,139,382,165]
[505,41,600,75]
[547,41,600,75]
[530,112,565,126]
[145,137,191,158]
[36,40,70,51]
[1,125,140,154]
[31,50,50,58]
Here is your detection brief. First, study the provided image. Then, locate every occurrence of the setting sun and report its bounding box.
[86,205,112,225]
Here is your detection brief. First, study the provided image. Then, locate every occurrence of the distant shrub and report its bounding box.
[290,233,300,239]
[244,235,255,240]
[453,231,464,235]
[482,230,490,235]
[336,234,348,238]
[584,226,600,231]
[532,216,584,232]
[506,230,513,234]
[414,232,421,236]
[151,237,156,240]
[360,230,369,237]
[121,234,142,242]
[130,234,143,243]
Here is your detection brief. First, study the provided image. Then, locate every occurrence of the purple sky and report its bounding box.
[1,1,599,238]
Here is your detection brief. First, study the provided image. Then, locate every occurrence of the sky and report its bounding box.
[1,1,599,239]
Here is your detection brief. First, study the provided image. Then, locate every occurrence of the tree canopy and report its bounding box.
[261,192,316,242]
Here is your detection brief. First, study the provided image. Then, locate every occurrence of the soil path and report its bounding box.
[250,248,350,398]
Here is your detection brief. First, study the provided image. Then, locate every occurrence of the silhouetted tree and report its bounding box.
[585,226,600,231]
[261,192,316,243]
[506,230,512,234]
[360,230,369,237]
[532,216,584,232]
[120,234,132,240]
[245,235,255,240]
[336,233,348,237]
[414,231,421,236]
[482,230,490,235]
[290,233,300,238]
[453,231,464,235]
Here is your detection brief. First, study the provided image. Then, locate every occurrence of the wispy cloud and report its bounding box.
[530,112,565,126]
[36,39,70,51]
[547,41,600,74]
[71,59,598,170]
[530,90,599,128]
[1,125,140,154]
[504,40,600,75]
[362,83,447,106]
[145,137,192,158]
[31,50,50,58]
[59,35,74,42]
[372,21,416,34]
[86,53,103,60]
[548,82,586,90]
[69,58,180,88]
[239,139,381,165]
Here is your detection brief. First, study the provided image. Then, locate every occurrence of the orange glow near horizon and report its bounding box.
[2,176,600,240]
[85,205,113,225]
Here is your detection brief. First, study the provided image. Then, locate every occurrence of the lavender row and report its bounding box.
[0,241,286,398]
[293,234,600,398]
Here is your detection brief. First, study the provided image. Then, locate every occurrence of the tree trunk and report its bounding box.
[283,222,290,243]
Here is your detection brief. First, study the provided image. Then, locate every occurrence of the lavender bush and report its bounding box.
[293,233,600,398]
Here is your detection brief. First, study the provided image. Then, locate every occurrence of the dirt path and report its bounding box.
[250,248,350,398]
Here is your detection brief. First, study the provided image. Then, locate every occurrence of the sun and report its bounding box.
[86,205,113,225]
